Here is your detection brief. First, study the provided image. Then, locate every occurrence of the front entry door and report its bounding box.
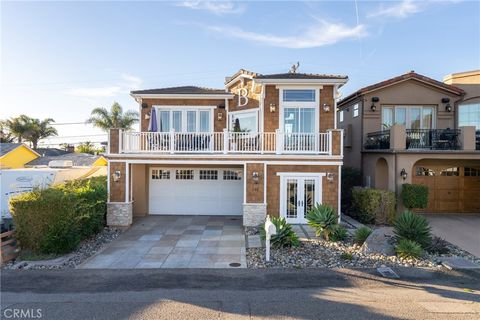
[280,175,322,224]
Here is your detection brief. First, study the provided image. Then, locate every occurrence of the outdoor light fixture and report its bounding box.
[217,112,223,121]
[322,103,330,112]
[442,98,452,112]
[113,170,121,182]
[141,102,148,109]
[252,171,260,184]
[144,112,150,120]
[371,97,379,112]
[400,168,407,180]
[269,103,276,113]
[327,172,335,183]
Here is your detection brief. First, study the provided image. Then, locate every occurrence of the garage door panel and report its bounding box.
[149,168,243,215]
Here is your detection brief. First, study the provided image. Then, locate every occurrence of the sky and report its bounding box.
[1,0,479,147]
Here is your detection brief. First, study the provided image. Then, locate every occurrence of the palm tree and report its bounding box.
[4,115,31,143]
[76,141,97,154]
[24,118,58,149]
[0,120,15,143]
[86,102,139,132]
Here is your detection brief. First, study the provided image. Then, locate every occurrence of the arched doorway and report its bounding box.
[375,158,389,190]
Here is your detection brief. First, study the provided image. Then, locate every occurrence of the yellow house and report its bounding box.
[0,143,40,169]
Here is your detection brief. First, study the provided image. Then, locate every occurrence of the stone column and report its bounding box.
[459,126,476,151]
[389,124,406,150]
[107,161,133,227]
[243,163,267,227]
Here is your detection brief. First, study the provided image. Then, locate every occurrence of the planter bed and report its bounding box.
[2,227,121,270]
[247,236,480,269]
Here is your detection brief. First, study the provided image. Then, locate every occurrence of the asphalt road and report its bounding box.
[1,268,479,320]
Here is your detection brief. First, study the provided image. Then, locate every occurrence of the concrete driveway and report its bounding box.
[425,214,480,257]
[80,215,246,269]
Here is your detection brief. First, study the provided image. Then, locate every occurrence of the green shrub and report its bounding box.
[396,239,423,260]
[341,167,362,214]
[402,184,429,209]
[306,204,338,240]
[330,225,348,242]
[340,252,353,260]
[351,187,396,225]
[260,216,299,248]
[354,226,372,245]
[9,176,107,254]
[393,210,432,249]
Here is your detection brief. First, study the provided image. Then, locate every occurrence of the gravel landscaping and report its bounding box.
[2,227,121,270]
[246,233,480,269]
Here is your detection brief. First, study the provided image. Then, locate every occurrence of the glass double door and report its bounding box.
[281,176,321,224]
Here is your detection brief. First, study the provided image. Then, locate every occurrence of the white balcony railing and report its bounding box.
[119,130,332,155]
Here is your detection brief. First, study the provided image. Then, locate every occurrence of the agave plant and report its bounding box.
[306,203,338,241]
[394,210,432,248]
[260,216,299,248]
[396,239,423,260]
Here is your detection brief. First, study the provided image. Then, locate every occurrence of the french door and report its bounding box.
[280,175,322,224]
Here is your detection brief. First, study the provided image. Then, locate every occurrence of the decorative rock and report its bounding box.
[360,227,395,256]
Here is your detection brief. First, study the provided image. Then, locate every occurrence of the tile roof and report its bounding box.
[255,73,348,80]
[0,143,23,157]
[26,153,103,167]
[339,71,465,107]
[131,86,229,95]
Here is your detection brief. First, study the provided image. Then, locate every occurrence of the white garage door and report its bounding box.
[149,168,243,215]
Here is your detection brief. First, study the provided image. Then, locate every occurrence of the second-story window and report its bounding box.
[381,106,435,130]
[283,89,316,102]
[353,104,359,118]
[229,110,258,132]
[339,110,344,122]
[155,108,212,133]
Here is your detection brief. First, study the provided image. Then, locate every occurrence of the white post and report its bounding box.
[275,129,283,155]
[169,129,175,154]
[223,128,228,154]
[264,215,277,262]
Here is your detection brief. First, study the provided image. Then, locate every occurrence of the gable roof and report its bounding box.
[338,71,465,108]
[225,69,348,86]
[26,153,105,167]
[34,148,70,157]
[0,143,40,157]
[131,86,230,95]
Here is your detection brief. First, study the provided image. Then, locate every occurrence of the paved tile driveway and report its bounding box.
[80,215,246,269]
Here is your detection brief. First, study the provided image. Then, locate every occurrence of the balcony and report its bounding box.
[116,130,335,155]
[364,125,478,152]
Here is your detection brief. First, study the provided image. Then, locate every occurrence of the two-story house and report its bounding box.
[337,70,480,214]
[106,69,347,227]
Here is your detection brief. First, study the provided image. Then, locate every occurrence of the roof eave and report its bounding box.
[130,93,234,100]
[254,78,348,86]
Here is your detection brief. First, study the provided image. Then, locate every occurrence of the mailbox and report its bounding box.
[264,215,277,262]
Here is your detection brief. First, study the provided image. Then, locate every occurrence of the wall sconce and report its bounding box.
[141,102,148,109]
[442,97,452,112]
[252,171,259,184]
[112,170,121,182]
[322,103,330,112]
[269,103,276,113]
[371,97,379,112]
[144,112,150,120]
[326,172,335,183]
[217,112,223,121]
[400,168,407,180]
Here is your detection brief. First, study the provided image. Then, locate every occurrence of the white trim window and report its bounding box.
[154,106,213,133]
[381,106,435,130]
[229,109,259,132]
[280,88,319,134]
[339,110,344,123]
[353,104,359,118]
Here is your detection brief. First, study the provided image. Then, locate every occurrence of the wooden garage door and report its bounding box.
[413,166,480,213]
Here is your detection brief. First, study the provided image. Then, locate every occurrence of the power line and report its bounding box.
[42,134,107,139]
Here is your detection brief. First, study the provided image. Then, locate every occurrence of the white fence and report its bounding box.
[120,130,332,154]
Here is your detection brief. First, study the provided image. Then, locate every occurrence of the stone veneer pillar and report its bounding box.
[243,203,267,227]
[107,202,133,227]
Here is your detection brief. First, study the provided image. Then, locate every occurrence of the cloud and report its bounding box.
[368,0,422,19]
[121,73,142,89]
[204,21,367,49]
[67,86,122,98]
[177,1,244,15]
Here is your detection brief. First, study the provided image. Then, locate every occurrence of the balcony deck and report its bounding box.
[118,130,334,155]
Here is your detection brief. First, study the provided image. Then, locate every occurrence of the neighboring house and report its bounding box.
[105,69,347,227]
[337,70,480,214]
[0,143,40,169]
[26,152,107,168]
